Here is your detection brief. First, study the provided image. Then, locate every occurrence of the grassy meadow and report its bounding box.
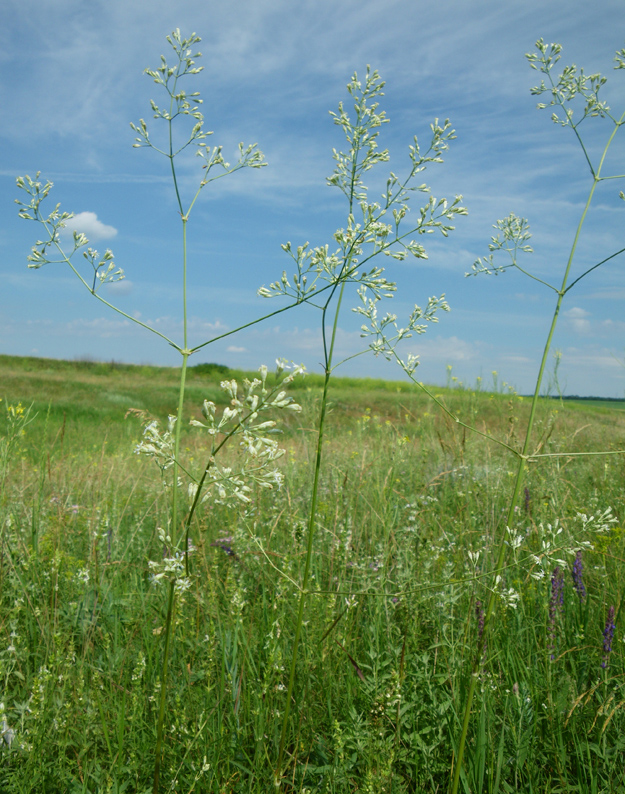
[1,353,624,793]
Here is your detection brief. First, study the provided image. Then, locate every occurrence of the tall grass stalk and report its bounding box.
[449,39,625,793]
[266,67,467,783]
[15,30,305,792]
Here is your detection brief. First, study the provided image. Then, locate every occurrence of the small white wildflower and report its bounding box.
[1,718,15,748]
[467,550,480,567]
[501,587,520,609]
[174,577,192,595]
[505,526,524,550]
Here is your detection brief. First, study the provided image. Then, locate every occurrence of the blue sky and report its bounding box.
[1,0,624,396]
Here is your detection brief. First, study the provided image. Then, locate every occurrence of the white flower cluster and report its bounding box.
[505,526,526,551]
[527,510,616,580]
[466,214,533,279]
[187,361,304,506]
[354,286,450,374]
[15,174,124,293]
[135,414,177,474]
[148,528,192,595]
[258,67,466,333]
[493,576,521,609]
[136,361,304,507]
[527,38,611,126]
[575,506,617,535]
[503,508,616,583]
[82,246,124,294]
[130,29,266,184]
[0,703,15,749]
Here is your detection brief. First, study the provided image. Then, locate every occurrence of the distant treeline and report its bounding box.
[0,354,231,378]
[546,394,625,403]
[190,362,231,375]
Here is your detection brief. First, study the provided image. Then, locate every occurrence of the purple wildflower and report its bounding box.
[548,567,564,660]
[523,486,531,515]
[211,536,236,557]
[571,551,586,600]
[601,606,616,669]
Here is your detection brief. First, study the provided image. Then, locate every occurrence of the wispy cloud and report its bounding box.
[105,279,133,295]
[2,0,624,395]
[589,288,625,300]
[502,355,533,364]
[563,346,624,371]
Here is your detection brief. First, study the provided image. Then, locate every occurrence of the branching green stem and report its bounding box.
[153,141,189,789]
[180,380,298,576]
[42,232,180,349]
[275,278,348,784]
[450,102,624,794]
[272,70,466,785]
[152,581,176,794]
[563,246,625,294]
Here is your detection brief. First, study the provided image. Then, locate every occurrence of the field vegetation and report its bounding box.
[5,29,625,794]
[1,354,625,792]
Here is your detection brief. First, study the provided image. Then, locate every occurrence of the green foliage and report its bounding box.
[1,365,625,792]
[8,27,625,794]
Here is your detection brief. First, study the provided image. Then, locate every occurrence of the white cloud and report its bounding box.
[564,306,591,335]
[572,319,591,335]
[565,307,590,319]
[600,318,625,334]
[226,345,247,353]
[60,211,118,241]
